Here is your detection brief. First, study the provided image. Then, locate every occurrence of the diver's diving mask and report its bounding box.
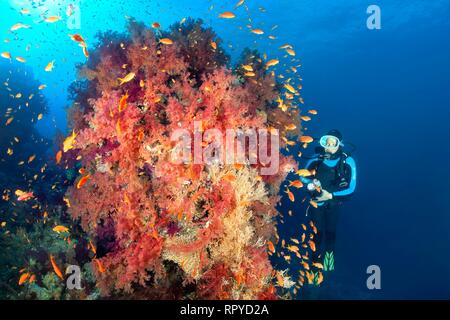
[319,135,344,151]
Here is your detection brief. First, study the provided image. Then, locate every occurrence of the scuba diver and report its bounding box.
[300,129,357,272]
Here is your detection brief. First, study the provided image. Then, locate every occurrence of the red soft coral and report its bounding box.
[66,19,301,299]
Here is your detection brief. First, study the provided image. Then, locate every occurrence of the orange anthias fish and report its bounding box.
[53,225,69,233]
[88,240,97,256]
[316,271,324,285]
[308,240,316,252]
[210,41,217,50]
[242,64,253,72]
[306,271,315,284]
[286,140,296,146]
[299,135,314,143]
[285,188,295,202]
[296,169,311,177]
[285,124,297,131]
[159,38,173,45]
[284,83,297,94]
[219,12,236,19]
[312,262,324,269]
[301,261,310,271]
[44,60,55,72]
[118,92,129,112]
[289,180,303,189]
[251,29,264,35]
[10,23,31,31]
[151,22,161,29]
[55,150,62,164]
[94,258,106,273]
[310,221,318,234]
[63,197,71,208]
[69,34,85,44]
[45,16,62,23]
[308,109,318,115]
[118,72,136,85]
[63,130,77,152]
[275,272,284,287]
[15,190,34,201]
[286,49,296,56]
[1,52,11,60]
[279,44,292,50]
[83,46,89,59]
[267,240,276,253]
[265,59,279,68]
[49,255,64,280]
[18,272,30,285]
[77,174,90,189]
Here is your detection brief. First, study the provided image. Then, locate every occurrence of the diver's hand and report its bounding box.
[316,189,333,202]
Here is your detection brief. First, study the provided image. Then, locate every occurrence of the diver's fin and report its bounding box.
[323,251,335,272]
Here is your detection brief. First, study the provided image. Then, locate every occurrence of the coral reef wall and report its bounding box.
[65,19,300,299]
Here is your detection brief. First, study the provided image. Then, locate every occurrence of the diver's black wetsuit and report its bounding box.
[301,150,357,269]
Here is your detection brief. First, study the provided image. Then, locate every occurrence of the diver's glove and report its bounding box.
[315,189,333,202]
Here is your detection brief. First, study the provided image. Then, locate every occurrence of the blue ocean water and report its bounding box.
[1,0,449,299]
